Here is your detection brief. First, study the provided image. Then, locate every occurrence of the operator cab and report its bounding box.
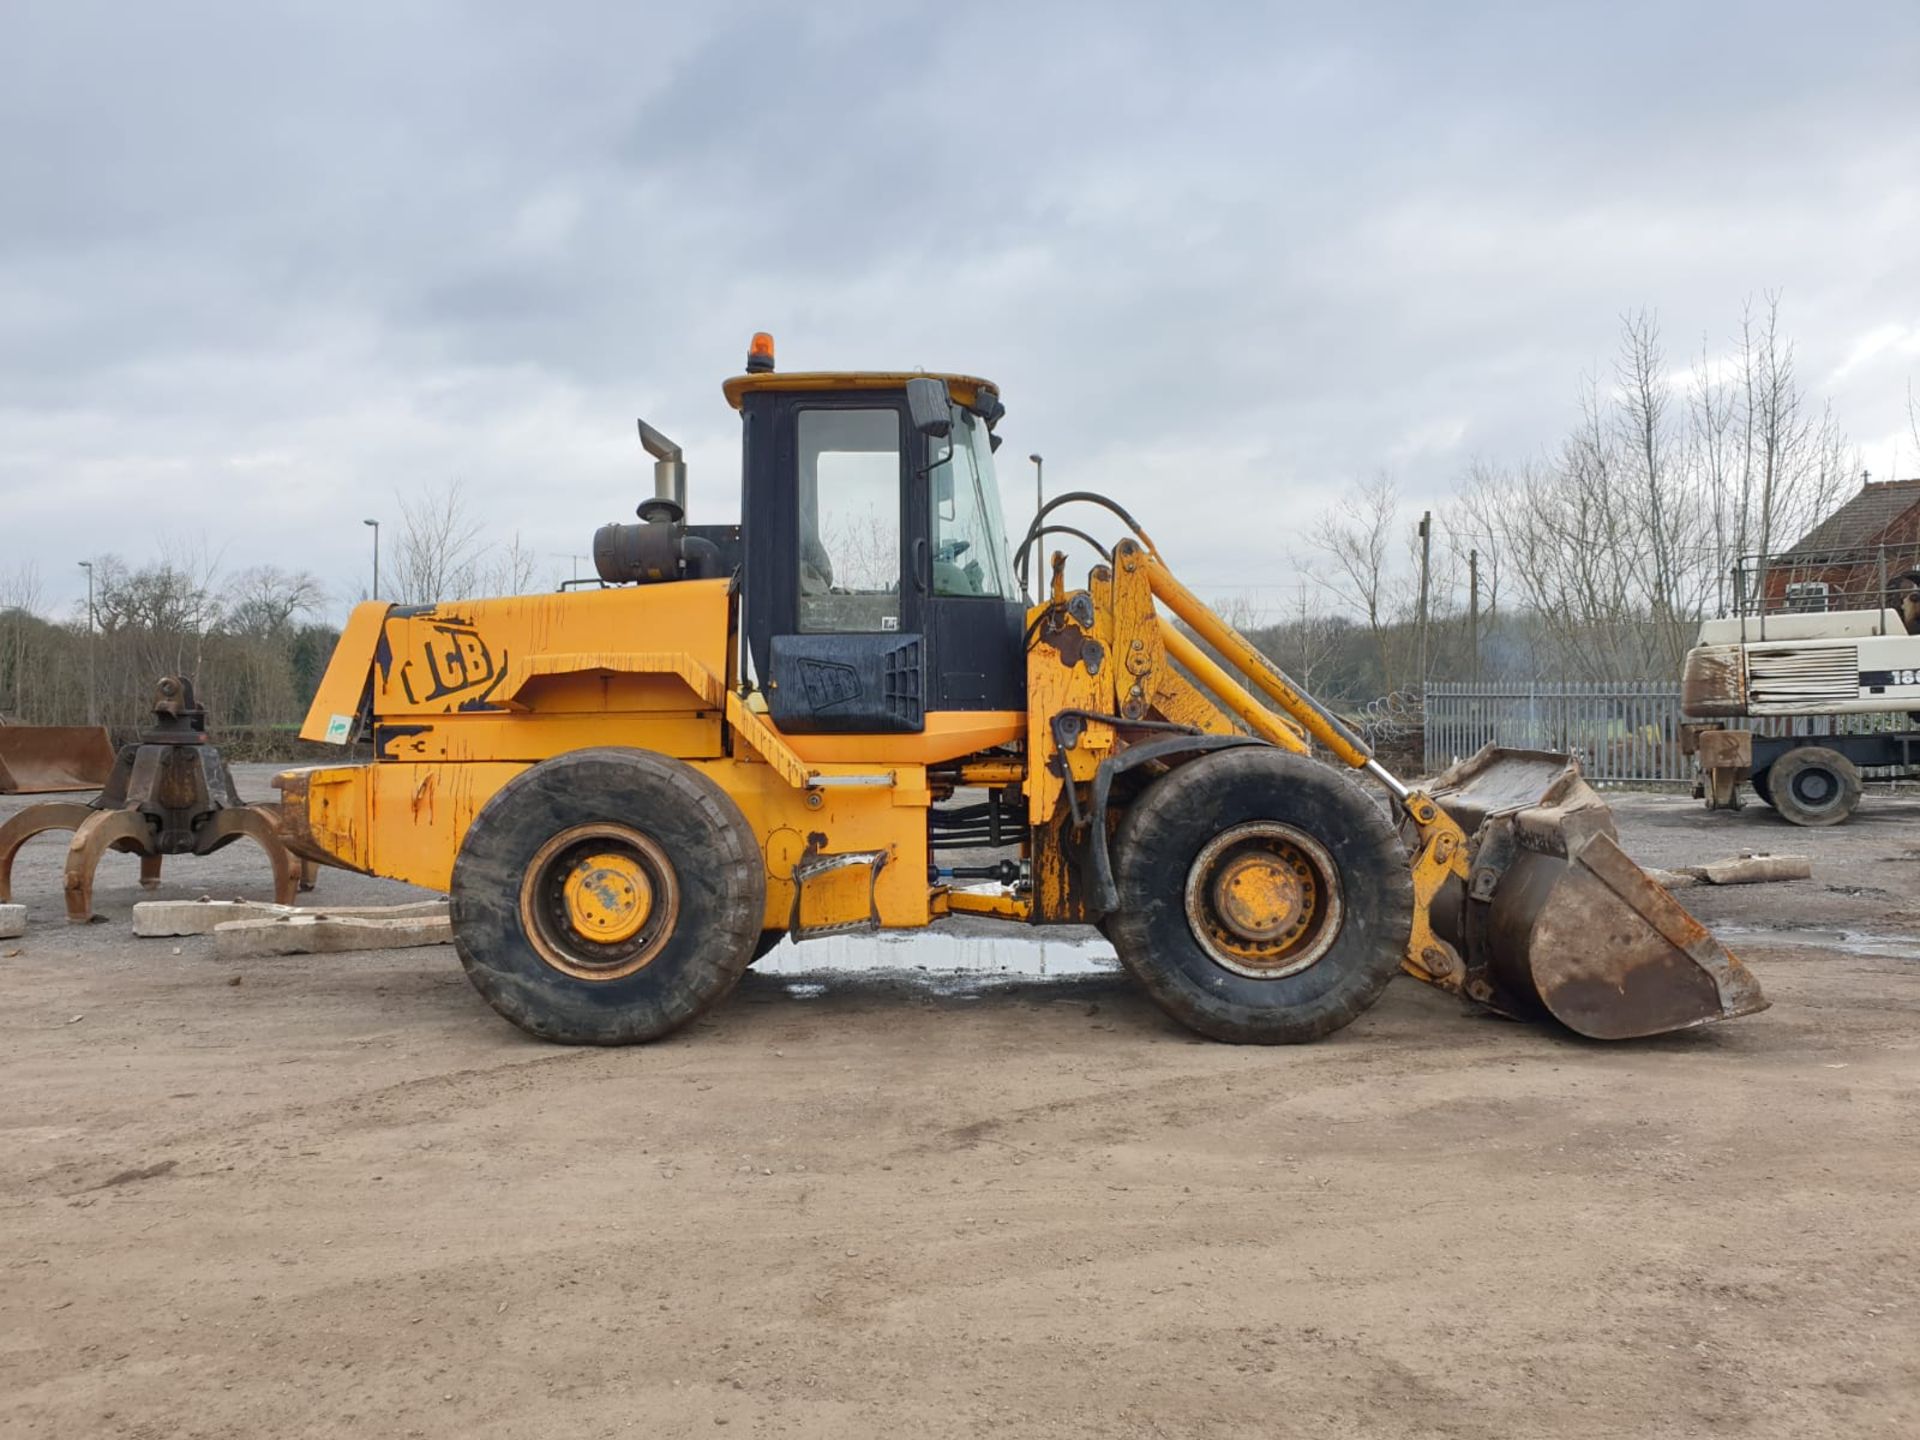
[724,337,1026,734]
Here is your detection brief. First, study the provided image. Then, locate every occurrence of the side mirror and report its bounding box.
[905,377,952,439]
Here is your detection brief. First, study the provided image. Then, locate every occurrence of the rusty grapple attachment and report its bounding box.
[1423,747,1767,1040]
[0,676,315,922]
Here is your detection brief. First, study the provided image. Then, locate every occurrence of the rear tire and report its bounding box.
[1749,766,1774,808]
[1107,748,1413,1044]
[451,748,766,1044]
[1768,746,1861,828]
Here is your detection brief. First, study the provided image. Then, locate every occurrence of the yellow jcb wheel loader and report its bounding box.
[275,335,1766,1045]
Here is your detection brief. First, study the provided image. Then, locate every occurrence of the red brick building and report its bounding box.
[1762,478,1920,611]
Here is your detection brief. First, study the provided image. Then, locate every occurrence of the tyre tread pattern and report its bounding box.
[1106,748,1414,1044]
[451,747,766,1044]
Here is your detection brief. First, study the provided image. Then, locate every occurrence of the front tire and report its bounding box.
[450,748,766,1044]
[1768,746,1861,827]
[1107,748,1413,1044]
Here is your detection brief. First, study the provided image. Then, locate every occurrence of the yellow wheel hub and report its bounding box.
[561,851,653,944]
[1184,822,1344,980]
[1211,852,1310,943]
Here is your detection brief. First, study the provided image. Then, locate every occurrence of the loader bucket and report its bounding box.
[1425,746,1767,1040]
[0,724,116,795]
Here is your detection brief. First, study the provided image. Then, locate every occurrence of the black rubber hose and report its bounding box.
[1011,491,1153,595]
[1013,524,1116,594]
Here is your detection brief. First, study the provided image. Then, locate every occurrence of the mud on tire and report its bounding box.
[451,748,766,1044]
[1107,747,1413,1044]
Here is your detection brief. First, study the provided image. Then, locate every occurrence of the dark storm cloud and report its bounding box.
[2,0,1917,618]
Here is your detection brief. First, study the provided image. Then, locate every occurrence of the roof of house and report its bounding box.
[1785,479,1920,555]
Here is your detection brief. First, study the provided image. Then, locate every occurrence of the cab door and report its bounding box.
[747,393,927,734]
[913,406,1026,712]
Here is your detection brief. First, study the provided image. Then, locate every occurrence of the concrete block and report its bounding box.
[136,898,447,938]
[1672,853,1813,886]
[213,911,453,959]
[0,903,25,939]
[1644,869,1701,890]
[1696,854,1812,886]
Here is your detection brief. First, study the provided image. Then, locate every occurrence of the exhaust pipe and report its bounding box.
[592,419,719,585]
[637,420,686,522]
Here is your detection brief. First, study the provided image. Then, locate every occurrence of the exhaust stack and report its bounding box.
[592,418,720,585]
[637,420,687,522]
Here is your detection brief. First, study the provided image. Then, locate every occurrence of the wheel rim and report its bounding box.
[519,823,679,981]
[1183,822,1343,979]
[1791,766,1837,810]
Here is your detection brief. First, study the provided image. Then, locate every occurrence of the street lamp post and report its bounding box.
[363,518,380,599]
[1027,453,1044,600]
[77,560,96,726]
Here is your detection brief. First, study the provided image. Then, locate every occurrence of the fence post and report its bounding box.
[1468,550,1480,683]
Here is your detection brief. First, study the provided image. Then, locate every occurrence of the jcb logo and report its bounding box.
[395,621,506,708]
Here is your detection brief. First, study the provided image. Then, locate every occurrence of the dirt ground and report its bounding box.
[2,766,1917,1439]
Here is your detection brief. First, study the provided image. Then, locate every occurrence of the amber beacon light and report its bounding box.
[745,332,776,373]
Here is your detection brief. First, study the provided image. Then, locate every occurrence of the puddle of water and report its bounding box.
[1715,925,1919,960]
[754,928,1121,980]
[754,917,1920,989]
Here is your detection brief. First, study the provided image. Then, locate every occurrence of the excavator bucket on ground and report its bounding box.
[1423,747,1768,1039]
[0,722,116,795]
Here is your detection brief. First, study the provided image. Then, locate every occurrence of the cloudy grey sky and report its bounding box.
[4,1,1918,622]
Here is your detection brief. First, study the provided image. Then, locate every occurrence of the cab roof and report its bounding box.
[721,371,1000,412]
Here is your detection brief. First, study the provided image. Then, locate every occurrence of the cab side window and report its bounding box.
[797,408,903,633]
[929,410,1011,599]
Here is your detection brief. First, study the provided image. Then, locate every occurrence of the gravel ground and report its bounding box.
[1,765,1916,1439]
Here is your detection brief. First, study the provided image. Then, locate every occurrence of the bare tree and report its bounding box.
[225,567,325,638]
[95,552,221,674]
[1615,310,1679,636]
[1,551,340,737]
[1738,295,1850,561]
[1309,472,1410,693]
[1748,295,1804,560]
[1445,462,1506,620]
[1280,583,1348,694]
[482,531,541,597]
[392,481,486,605]
[0,563,45,717]
[214,566,326,725]
[818,508,900,592]
[1448,299,1859,681]
[1688,334,1741,611]
[1441,460,1512,676]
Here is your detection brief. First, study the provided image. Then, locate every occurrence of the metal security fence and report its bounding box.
[1424,682,1688,784]
[1423,682,1917,786]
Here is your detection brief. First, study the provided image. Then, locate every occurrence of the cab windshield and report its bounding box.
[929,407,1014,599]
